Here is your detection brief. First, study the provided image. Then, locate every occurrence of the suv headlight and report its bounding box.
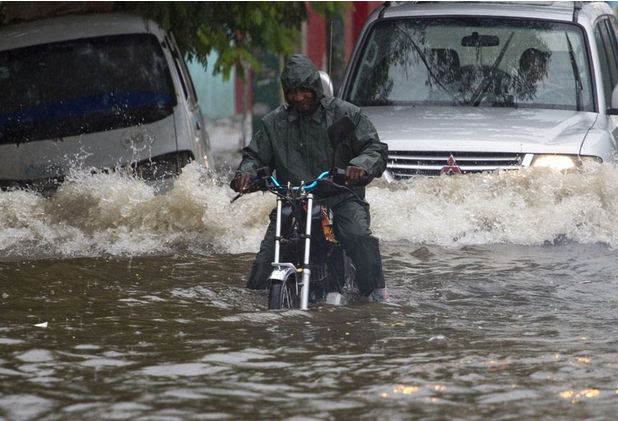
[530,154,601,171]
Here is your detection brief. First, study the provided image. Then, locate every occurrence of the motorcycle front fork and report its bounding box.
[272,193,314,310]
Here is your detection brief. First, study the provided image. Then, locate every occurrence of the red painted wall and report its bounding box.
[305,5,327,70]
[343,2,381,63]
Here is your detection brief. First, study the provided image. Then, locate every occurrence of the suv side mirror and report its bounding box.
[319,71,334,97]
[609,84,618,115]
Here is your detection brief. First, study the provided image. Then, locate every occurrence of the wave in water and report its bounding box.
[2,163,618,259]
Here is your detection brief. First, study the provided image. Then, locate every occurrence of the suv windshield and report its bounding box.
[0,33,177,144]
[347,17,594,111]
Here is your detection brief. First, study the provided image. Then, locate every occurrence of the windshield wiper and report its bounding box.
[565,32,583,111]
[470,31,514,106]
[394,25,465,106]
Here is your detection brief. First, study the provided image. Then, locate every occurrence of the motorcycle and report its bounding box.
[250,169,363,310]
[231,117,368,310]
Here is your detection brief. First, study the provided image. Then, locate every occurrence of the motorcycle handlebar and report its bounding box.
[260,168,370,192]
[267,170,331,192]
[231,168,370,203]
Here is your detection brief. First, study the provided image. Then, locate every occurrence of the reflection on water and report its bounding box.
[2,165,618,418]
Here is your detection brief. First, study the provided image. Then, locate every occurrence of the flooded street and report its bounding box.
[2,164,618,419]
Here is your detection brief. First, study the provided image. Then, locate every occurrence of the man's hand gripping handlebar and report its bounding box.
[230,168,273,203]
[230,173,253,194]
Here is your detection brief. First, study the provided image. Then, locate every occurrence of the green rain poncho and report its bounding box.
[237,54,387,194]
[237,54,388,295]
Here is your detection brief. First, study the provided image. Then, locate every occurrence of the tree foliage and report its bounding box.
[0,1,347,78]
[114,2,347,78]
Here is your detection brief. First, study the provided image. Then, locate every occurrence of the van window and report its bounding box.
[0,34,177,145]
[347,17,594,112]
[167,34,198,107]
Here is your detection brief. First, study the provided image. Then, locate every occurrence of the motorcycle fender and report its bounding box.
[269,267,297,282]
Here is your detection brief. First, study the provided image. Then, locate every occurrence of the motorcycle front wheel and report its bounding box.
[268,280,299,310]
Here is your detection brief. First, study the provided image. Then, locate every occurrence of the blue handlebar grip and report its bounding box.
[269,170,330,192]
[270,176,281,188]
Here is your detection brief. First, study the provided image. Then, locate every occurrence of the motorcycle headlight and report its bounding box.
[530,155,601,171]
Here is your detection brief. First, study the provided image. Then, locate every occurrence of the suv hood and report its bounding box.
[364,106,597,155]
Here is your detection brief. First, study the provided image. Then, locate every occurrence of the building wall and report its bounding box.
[188,52,235,120]
[303,1,382,95]
[231,1,383,116]
[304,6,327,71]
[302,1,381,72]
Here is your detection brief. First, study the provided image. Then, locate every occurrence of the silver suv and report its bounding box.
[336,1,618,177]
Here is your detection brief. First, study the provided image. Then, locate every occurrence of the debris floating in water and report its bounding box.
[428,334,447,342]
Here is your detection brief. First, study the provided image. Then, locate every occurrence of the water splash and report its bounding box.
[0,164,271,259]
[370,163,618,247]
[2,163,618,259]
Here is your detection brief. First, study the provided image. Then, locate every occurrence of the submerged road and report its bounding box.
[2,163,618,418]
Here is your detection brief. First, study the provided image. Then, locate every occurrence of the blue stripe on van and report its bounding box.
[0,91,174,126]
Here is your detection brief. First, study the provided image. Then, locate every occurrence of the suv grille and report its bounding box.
[388,151,525,177]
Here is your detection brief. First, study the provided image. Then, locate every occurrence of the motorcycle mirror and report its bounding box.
[327,116,355,148]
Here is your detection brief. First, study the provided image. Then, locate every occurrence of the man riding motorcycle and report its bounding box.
[230,54,389,302]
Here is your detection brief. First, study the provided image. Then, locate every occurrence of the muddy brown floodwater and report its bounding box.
[2,165,618,419]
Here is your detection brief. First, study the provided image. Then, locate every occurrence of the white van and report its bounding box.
[0,13,212,189]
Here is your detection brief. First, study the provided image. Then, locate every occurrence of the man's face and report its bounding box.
[286,88,316,114]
